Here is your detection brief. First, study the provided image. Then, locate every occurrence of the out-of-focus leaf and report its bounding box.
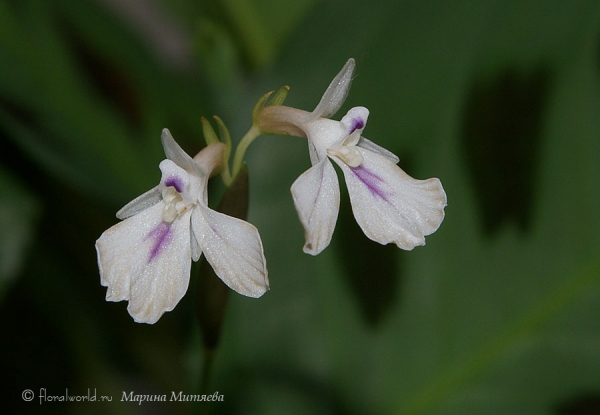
[188,0,317,74]
[0,168,39,298]
[194,18,240,86]
[217,0,317,69]
[0,0,155,202]
[399,260,600,415]
[0,0,214,207]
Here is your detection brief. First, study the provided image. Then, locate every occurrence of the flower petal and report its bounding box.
[116,186,161,219]
[96,202,193,323]
[191,205,269,298]
[340,106,369,137]
[311,58,356,119]
[357,137,400,164]
[291,159,340,255]
[336,149,446,250]
[190,226,201,261]
[304,118,349,163]
[161,128,205,178]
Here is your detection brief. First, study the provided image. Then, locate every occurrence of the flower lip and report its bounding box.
[146,222,173,263]
[350,165,391,203]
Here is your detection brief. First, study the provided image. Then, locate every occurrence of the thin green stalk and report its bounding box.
[220,164,233,187]
[200,348,216,395]
[231,125,260,179]
[213,116,233,186]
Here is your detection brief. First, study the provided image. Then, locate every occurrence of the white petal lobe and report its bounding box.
[191,205,269,298]
[290,159,340,255]
[96,203,193,324]
[337,149,446,250]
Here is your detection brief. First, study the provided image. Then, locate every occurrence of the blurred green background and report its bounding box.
[2,0,600,414]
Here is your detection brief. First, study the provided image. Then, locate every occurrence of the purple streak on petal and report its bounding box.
[349,118,365,134]
[351,166,392,203]
[208,221,220,237]
[164,176,183,193]
[145,222,173,263]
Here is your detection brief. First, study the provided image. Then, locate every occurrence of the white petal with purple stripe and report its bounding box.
[96,203,193,323]
[337,149,446,250]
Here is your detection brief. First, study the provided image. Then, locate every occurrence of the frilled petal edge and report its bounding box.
[290,159,340,255]
[96,203,193,323]
[336,149,446,250]
[191,204,269,298]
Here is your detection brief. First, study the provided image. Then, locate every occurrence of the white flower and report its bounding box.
[257,58,447,255]
[96,129,269,324]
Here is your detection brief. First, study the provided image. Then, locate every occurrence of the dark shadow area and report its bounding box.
[334,178,402,328]
[461,67,551,236]
[555,391,600,415]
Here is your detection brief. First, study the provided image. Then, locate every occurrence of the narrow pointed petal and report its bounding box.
[336,150,446,250]
[96,203,193,323]
[291,159,340,255]
[311,58,356,119]
[357,137,400,164]
[190,226,201,261]
[116,186,161,219]
[161,128,204,177]
[191,205,269,298]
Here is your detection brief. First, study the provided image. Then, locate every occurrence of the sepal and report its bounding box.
[311,58,355,119]
[161,129,205,177]
[116,186,161,219]
[290,159,340,255]
[192,205,269,297]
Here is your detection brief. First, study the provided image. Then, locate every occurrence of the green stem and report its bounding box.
[200,348,216,395]
[220,164,233,187]
[192,348,215,414]
[231,125,260,180]
[194,165,249,412]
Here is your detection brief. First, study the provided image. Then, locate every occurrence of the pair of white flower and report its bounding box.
[96,58,446,324]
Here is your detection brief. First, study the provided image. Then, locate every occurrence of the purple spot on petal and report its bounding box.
[165,176,183,193]
[145,222,173,263]
[351,166,391,202]
[349,118,365,134]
